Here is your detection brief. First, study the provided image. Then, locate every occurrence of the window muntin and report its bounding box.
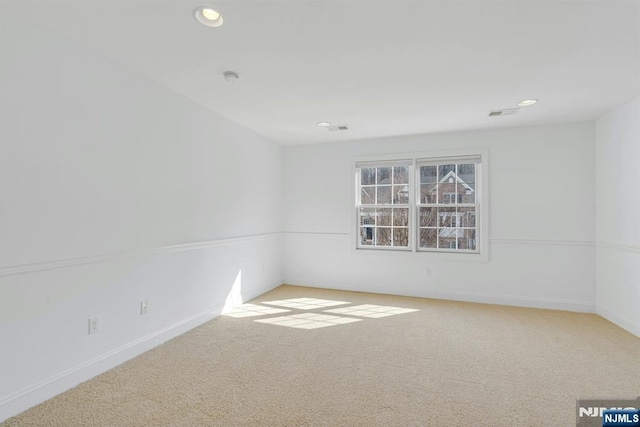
[356,155,482,253]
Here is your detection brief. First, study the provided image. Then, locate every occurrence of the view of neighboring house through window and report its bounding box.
[417,158,479,251]
[356,154,482,253]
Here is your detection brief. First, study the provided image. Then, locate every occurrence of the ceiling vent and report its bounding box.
[328,125,349,131]
[488,108,519,117]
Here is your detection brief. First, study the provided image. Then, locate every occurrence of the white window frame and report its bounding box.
[352,149,489,261]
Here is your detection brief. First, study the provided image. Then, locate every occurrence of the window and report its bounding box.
[355,153,484,254]
[442,193,463,204]
[417,159,479,252]
[356,160,411,249]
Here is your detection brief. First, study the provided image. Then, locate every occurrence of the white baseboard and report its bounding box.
[0,304,223,423]
[241,281,283,306]
[416,289,595,313]
[0,280,282,423]
[597,305,640,338]
[284,280,596,313]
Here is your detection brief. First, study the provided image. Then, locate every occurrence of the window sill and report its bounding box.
[353,246,489,262]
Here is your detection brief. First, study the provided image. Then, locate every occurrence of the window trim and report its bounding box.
[351,149,489,261]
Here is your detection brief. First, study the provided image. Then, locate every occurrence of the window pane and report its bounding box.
[442,192,456,204]
[420,166,437,184]
[458,229,476,250]
[393,166,409,184]
[393,208,409,226]
[421,183,437,204]
[393,185,409,204]
[376,228,392,246]
[457,164,475,203]
[438,234,457,249]
[457,164,475,183]
[393,228,409,247]
[377,167,392,184]
[361,168,375,185]
[438,207,457,227]
[377,208,391,226]
[420,228,437,248]
[360,208,376,226]
[458,207,476,227]
[456,187,476,203]
[360,227,374,245]
[361,187,375,204]
[377,186,392,204]
[438,164,455,181]
[437,164,455,204]
[459,188,474,204]
[419,207,437,227]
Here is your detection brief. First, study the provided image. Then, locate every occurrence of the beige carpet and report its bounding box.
[4,285,640,426]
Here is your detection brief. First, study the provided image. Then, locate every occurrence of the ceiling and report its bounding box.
[4,0,640,145]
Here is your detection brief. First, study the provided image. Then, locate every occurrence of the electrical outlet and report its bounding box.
[140,301,149,315]
[88,316,100,334]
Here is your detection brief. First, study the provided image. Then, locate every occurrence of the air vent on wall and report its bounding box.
[328,125,349,131]
[489,108,519,117]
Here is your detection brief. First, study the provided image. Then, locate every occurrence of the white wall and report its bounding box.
[2,4,634,421]
[595,96,640,337]
[0,12,283,421]
[283,123,596,312]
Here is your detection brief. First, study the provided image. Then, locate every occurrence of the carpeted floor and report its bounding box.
[3,285,640,426]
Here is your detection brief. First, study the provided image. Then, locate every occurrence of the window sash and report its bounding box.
[356,162,413,250]
[415,205,480,253]
[356,205,412,250]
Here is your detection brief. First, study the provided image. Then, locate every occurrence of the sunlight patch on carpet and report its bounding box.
[222,303,290,318]
[261,297,350,310]
[324,304,418,318]
[254,313,362,329]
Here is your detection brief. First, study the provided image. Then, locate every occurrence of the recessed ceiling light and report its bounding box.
[317,121,332,127]
[194,7,224,27]
[517,99,538,107]
[202,8,220,21]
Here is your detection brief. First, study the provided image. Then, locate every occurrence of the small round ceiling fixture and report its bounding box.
[317,121,332,127]
[223,71,239,82]
[194,7,224,27]
[517,99,538,107]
